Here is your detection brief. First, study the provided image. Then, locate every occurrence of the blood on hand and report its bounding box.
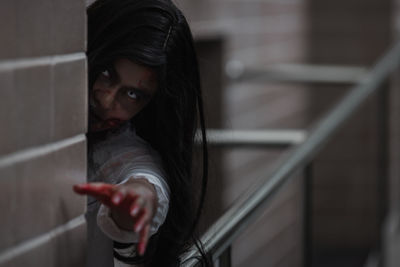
[73,182,152,255]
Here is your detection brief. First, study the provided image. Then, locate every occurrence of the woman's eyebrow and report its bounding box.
[138,80,156,95]
[106,66,121,83]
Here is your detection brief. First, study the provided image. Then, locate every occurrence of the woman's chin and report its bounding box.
[89,120,125,133]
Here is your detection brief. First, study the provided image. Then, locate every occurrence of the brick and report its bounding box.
[0,68,18,155]
[0,1,17,59]
[0,55,87,157]
[51,0,86,55]
[52,55,87,141]
[0,137,86,251]
[0,166,18,250]
[15,0,53,58]
[0,63,52,157]
[0,0,85,60]
[0,219,86,267]
[53,220,86,267]
[13,63,52,155]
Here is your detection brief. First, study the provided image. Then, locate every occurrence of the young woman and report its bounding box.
[73,0,209,266]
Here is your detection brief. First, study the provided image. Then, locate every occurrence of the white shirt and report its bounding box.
[86,123,170,267]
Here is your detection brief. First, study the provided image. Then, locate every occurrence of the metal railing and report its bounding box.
[183,41,400,266]
[204,129,306,148]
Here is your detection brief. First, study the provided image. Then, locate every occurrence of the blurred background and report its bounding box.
[0,0,399,266]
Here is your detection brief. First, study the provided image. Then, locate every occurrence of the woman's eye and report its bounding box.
[127,90,138,100]
[98,69,117,86]
[101,70,110,78]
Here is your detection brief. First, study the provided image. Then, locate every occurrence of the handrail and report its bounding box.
[182,41,400,266]
[199,129,307,148]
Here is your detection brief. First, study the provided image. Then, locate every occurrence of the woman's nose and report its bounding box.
[99,87,119,110]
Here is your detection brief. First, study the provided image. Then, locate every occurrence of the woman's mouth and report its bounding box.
[89,117,125,132]
[104,119,124,128]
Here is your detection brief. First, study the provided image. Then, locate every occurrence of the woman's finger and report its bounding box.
[134,208,150,233]
[111,190,126,206]
[73,183,115,205]
[129,196,144,217]
[137,224,150,256]
[73,183,114,196]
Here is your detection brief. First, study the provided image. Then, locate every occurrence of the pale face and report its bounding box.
[90,58,158,132]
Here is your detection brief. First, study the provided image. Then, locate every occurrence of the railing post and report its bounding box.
[304,163,313,267]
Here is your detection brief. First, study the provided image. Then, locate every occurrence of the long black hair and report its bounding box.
[87,0,209,266]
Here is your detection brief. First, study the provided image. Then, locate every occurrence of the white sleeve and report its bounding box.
[96,149,170,243]
[97,173,170,243]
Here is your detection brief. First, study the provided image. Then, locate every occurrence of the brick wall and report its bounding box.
[0,1,87,266]
[177,0,308,266]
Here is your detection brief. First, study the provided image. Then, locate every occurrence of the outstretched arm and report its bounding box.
[73,178,157,256]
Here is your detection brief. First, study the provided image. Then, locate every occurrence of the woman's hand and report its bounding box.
[73,178,157,256]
